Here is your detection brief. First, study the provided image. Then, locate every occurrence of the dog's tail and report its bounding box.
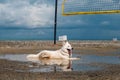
[27,54,39,59]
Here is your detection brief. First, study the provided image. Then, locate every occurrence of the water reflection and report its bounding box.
[27,58,73,72]
[1,53,119,72]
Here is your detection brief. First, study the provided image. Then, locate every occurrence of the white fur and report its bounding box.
[27,41,73,59]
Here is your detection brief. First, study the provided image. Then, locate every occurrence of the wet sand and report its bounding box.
[0,40,120,80]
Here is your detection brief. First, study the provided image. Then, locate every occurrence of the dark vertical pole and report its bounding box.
[54,0,58,44]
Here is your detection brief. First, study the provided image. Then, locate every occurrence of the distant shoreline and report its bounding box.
[0,39,118,41]
[0,40,120,48]
[0,40,120,56]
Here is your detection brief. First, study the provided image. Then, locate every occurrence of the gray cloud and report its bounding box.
[0,0,54,28]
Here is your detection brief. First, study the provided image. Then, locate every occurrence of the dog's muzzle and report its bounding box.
[67,48,73,56]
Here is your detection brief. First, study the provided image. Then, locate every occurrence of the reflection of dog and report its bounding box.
[40,59,72,71]
[28,58,73,72]
[27,41,73,59]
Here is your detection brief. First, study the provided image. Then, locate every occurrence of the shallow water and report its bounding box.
[76,54,120,64]
[0,53,119,72]
[0,54,28,62]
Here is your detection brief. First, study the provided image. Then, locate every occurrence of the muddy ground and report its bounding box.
[0,41,120,80]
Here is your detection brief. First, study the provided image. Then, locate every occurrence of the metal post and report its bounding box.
[54,0,58,44]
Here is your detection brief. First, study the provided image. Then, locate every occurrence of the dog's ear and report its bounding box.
[62,41,68,46]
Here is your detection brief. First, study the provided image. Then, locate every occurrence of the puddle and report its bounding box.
[0,53,119,72]
[0,54,28,62]
[78,54,120,64]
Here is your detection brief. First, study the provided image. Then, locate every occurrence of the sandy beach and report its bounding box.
[0,40,120,80]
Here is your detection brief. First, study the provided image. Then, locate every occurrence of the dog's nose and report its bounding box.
[72,48,73,50]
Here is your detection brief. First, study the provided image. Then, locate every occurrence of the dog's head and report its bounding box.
[62,41,73,57]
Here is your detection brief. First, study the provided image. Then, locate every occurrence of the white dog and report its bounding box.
[27,41,73,59]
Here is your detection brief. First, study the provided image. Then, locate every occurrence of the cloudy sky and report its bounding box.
[0,0,120,40]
